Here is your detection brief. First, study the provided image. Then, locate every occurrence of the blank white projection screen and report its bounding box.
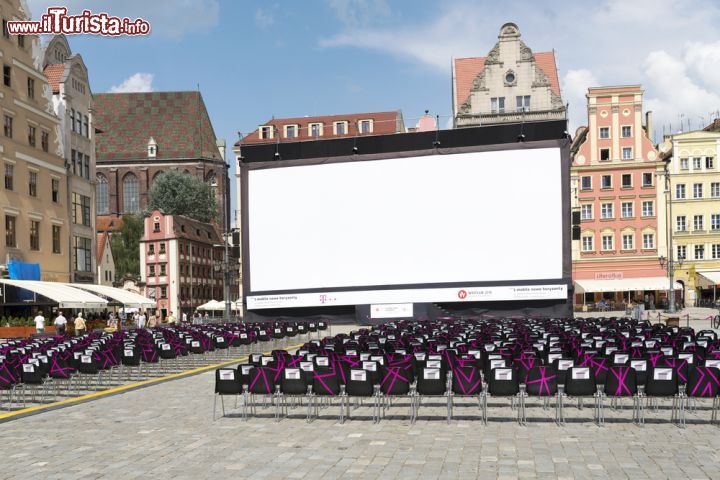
[248,147,563,292]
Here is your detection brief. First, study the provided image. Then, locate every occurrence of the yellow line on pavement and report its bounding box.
[0,342,305,422]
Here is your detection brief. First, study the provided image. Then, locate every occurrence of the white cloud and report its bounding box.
[109,73,154,93]
[683,41,720,91]
[28,0,219,39]
[562,69,598,133]
[643,48,720,136]
[255,9,275,28]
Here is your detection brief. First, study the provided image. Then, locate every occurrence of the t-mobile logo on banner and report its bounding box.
[7,7,151,36]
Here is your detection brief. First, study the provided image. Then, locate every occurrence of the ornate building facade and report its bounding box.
[452,23,565,127]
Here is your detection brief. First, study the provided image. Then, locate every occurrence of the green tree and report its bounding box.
[110,214,143,278]
[145,170,218,222]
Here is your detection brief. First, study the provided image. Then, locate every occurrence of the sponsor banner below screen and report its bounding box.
[370,303,413,319]
[247,284,568,309]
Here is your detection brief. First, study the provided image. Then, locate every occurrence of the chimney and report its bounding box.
[645,111,652,141]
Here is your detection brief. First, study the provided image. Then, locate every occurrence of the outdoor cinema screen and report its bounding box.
[245,145,566,309]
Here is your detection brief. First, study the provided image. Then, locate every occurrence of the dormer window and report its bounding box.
[358,119,373,134]
[333,121,348,135]
[147,137,157,158]
[259,125,273,139]
[309,123,323,137]
[284,124,298,138]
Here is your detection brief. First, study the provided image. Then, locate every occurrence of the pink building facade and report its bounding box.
[571,86,667,308]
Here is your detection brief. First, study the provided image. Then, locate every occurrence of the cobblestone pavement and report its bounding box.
[2,325,720,479]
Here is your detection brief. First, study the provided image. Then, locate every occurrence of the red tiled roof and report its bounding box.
[97,232,108,262]
[94,91,222,161]
[453,51,560,111]
[96,215,123,233]
[43,64,65,94]
[238,110,403,145]
[704,118,720,132]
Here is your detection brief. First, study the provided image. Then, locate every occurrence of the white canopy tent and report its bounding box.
[696,271,720,302]
[0,279,108,309]
[67,283,155,309]
[575,277,683,293]
[196,300,225,311]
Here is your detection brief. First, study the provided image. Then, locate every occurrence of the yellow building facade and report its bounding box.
[0,1,70,282]
[664,130,720,306]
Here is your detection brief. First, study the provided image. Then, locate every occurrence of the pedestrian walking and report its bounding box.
[34,311,46,334]
[53,311,67,335]
[138,310,147,329]
[74,312,87,336]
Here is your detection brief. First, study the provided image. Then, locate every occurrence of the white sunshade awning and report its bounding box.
[696,271,720,288]
[197,300,225,311]
[575,276,682,293]
[67,283,156,309]
[0,279,108,309]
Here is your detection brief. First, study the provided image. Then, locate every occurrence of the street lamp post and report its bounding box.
[661,159,683,313]
[211,179,231,321]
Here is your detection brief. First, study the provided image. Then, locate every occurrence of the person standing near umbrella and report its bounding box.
[74,312,87,336]
[34,311,46,334]
[53,311,67,336]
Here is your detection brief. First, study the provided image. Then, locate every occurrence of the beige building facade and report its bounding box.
[43,35,96,283]
[0,0,70,282]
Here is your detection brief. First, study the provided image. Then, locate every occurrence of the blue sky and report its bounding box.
[28,0,720,220]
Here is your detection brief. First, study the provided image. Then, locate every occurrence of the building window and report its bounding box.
[83,115,89,138]
[148,244,155,255]
[160,286,167,299]
[693,157,702,170]
[4,163,13,190]
[695,244,705,260]
[5,215,16,247]
[491,97,505,114]
[621,174,632,188]
[334,121,348,135]
[621,202,633,218]
[28,171,37,197]
[642,201,654,217]
[74,236,91,272]
[27,77,34,100]
[83,155,89,180]
[52,179,60,203]
[622,147,633,160]
[52,225,61,254]
[72,193,91,226]
[643,233,655,249]
[706,157,714,169]
[153,220,160,232]
[677,215,686,232]
[693,183,703,199]
[599,127,610,139]
[70,109,75,133]
[582,235,594,252]
[712,214,720,231]
[309,123,323,137]
[123,173,139,213]
[601,203,613,219]
[159,242,166,254]
[17,35,24,48]
[2,19,8,39]
[41,131,49,152]
[160,264,166,276]
[75,112,82,134]
[581,204,593,220]
[712,182,720,198]
[601,234,614,251]
[149,264,156,276]
[600,149,610,161]
[642,173,653,187]
[515,95,530,112]
[96,174,108,213]
[284,124,297,138]
[4,115,12,138]
[622,234,634,250]
[3,64,10,87]
[676,184,686,199]
[71,149,78,176]
[580,176,592,190]
[29,220,39,251]
[680,158,689,170]
[677,245,687,260]
[621,126,632,137]
[694,215,704,231]
[27,124,36,147]
[601,175,612,189]
[713,244,720,260]
[259,125,272,139]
